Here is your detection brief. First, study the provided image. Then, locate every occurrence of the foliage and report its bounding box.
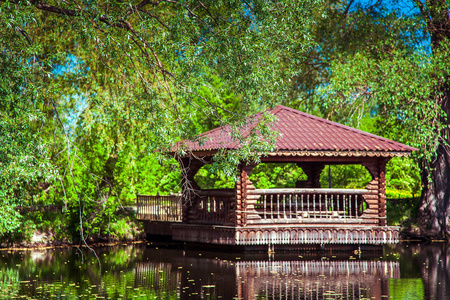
[319,165,371,189]
[0,39,57,239]
[1,0,441,241]
[285,0,450,236]
[387,197,422,226]
[195,164,235,189]
[0,0,324,243]
[386,157,421,198]
[250,163,307,189]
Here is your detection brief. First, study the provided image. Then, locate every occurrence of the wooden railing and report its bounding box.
[136,194,182,222]
[248,188,368,224]
[189,189,235,225]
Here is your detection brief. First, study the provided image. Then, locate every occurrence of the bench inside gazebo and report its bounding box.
[137,105,416,249]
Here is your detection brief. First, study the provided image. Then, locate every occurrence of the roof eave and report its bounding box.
[266,150,413,158]
[173,149,414,159]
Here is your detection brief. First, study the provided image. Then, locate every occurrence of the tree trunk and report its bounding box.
[417,70,450,239]
[415,0,450,239]
[418,142,450,238]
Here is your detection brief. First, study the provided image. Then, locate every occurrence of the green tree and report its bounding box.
[0,40,57,238]
[289,0,450,238]
[0,1,322,242]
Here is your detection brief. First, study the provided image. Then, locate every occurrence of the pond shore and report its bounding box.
[0,239,147,251]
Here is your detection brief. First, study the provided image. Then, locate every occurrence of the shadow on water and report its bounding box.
[0,242,449,299]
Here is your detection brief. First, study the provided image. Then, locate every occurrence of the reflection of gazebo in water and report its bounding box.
[137,105,416,248]
[134,248,400,299]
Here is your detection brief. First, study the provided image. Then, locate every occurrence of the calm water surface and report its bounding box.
[0,242,449,299]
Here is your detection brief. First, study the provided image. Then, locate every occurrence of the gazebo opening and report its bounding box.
[319,164,372,189]
[194,164,236,189]
[250,163,308,189]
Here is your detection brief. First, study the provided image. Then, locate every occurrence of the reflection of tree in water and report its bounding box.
[0,268,20,299]
[394,243,450,300]
[135,248,400,299]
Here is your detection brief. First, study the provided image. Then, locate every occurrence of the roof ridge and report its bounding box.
[271,105,416,151]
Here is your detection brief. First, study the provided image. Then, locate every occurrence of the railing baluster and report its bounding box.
[159,197,166,221]
[306,194,310,214]
[301,195,304,216]
[336,195,345,217]
[313,194,316,218]
[349,194,353,218]
[263,195,267,220]
[160,196,163,221]
[348,194,351,219]
[213,198,216,221]
[319,194,322,219]
[289,194,292,218]
[210,197,213,221]
[331,194,334,214]
[294,194,298,218]
[277,194,280,219]
[271,195,274,219]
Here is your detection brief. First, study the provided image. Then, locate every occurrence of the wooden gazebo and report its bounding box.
[138,105,417,248]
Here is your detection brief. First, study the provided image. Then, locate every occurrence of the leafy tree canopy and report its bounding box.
[0,0,322,239]
[286,0,450,238]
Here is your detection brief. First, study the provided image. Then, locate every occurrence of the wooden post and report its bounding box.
[237,164,257,227]
[297,163,325,188]
[362,158,390,226]
[235,170,242,226]
[378,158,390,226]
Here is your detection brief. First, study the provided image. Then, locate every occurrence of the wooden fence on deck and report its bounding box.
[136,193,182,222]
[247,188,371,225]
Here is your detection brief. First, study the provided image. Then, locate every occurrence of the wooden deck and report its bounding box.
[136,188,400,246]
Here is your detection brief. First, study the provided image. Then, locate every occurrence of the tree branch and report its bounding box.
[414,0,431,27]
[197,0,220,26]
[343,0,354,16]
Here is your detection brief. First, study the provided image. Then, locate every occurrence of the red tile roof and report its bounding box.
[178,105,417,155]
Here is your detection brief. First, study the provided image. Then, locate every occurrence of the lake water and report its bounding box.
[0,242,449,299]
